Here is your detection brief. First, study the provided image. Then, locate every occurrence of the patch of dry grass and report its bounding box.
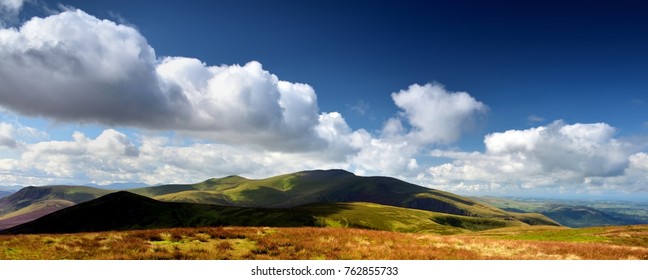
[1,225,647,260]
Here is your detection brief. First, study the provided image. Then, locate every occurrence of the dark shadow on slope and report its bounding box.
[0,192,317,234]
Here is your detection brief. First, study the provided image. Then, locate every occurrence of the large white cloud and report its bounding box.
[0,9,182,125]
[391,83,487,145]
[0,127,353,186]
[428,121,646,193]
[0,10,335,152]
[157,57,323,150]
[347,83,488,179]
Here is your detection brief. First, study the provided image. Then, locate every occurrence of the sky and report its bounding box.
[0,0,647,199]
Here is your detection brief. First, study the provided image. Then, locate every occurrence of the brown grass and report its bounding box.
[1,226,648,260]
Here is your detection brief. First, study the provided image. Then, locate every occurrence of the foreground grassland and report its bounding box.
[2,225,648,260]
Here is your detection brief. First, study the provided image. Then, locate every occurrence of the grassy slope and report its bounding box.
[0,186,112,214]
[0,186,113,230]
[141,170,558,226]
[1,191,537,235]
[0,170,558,232]
[301,202,528,234]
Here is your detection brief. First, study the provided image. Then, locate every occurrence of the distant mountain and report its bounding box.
[0,185,112,230]
[472,196,648,228]
[0,190,15,199]
[541,205,635,228]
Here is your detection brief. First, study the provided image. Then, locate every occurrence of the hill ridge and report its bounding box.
[1,169,559,231]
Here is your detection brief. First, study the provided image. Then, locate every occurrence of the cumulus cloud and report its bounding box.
[391,83,487,145]
[428,121,646,193]
[0,10,182,125]
[0,127,353,186]
[0,10,334,152]
[157,57,323,150]
[346,83,488,179]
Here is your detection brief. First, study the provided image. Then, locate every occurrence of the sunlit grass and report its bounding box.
[1,225,647,260]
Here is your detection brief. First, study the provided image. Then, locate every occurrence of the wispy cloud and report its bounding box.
[527,115,545,124]
[348,100,370,116]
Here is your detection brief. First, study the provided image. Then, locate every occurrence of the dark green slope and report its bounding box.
[1,191,317,234]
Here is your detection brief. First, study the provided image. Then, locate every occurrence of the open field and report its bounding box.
[2,225,647,260]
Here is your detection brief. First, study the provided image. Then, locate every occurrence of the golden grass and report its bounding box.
[1,226,647,260]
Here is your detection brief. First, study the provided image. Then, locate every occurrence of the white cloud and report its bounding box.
[391,83,487,145]
[0,127,354,186]
[157,57,323,150]
[0,0,23,11]
[0,10,335,152]
[345,83,488,180]
[629,153,648,171]
[0,8,645,197]
[0,122,17,148]
[427,121,646,193]
[527,115,545,124]
[0,0,24,23]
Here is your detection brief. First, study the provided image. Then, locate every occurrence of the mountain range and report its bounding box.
[0,169,559,234]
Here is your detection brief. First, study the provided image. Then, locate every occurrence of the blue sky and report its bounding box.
[0,0,647,199]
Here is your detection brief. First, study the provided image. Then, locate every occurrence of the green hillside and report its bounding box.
[0,170,559,231]
[0,186,113,230]
[139,170,558,226]
[0,185,112,216]
[1,192,551,235]
[301,202,530,234]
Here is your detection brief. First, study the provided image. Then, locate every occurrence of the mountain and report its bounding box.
[130,170,558,226]
[1,192,546,235]
[0,170,559,231]
[0,185,112,230]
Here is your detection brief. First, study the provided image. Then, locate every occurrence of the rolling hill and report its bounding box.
[1,191,318,234]
[0,169,559,232]
[131,169,558,226]
[1,191,551,235]
[0,185,112,230]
